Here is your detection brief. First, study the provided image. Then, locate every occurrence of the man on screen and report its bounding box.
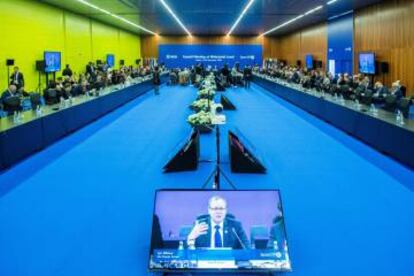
[186,196,250,249]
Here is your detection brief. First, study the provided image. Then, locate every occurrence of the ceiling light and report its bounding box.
[227,0,256,36]
[76,0,157,35]
[159,0,191,36]
[260,4,324,36]
[327,0,338,5]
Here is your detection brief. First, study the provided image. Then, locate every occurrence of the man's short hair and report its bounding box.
[208,196,227,208]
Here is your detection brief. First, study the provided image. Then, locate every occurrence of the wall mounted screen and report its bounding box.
[158,44,263,68]
[358,52,376,75]
[44,51,61,73]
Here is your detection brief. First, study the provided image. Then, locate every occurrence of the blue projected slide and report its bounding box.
[359,52,375,74]
[44,51,61,73]
[107,54,115,67]
[159,44,263,68]
[305,55,313,69]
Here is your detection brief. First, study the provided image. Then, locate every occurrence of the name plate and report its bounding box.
[197,260,237,269]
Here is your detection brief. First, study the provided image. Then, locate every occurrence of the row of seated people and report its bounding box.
[168,63,253,90]
[0,64,156,116]
[261,63,412,117]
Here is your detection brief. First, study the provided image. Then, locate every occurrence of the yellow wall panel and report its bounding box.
[0,0,141,92]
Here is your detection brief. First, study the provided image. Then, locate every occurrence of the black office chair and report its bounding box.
[340,85,352,100]
[383,94,397,113]
[30,93,41,109]
[44,89,59,105]
[397,98,411,118]
[3,96,22,114]
[360,89,373,105]
[401,86,407,97]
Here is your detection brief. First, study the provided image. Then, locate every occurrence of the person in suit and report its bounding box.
[267,215,286,250]
[86,62,95,77]
[10,66,24,90]
[62,64,73,77]
[153,66,161,95]
[186,196,249,249]
[390,80,403,100]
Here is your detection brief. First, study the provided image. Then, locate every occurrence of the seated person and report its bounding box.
[187,196,249,249]
[1,84,19,102]
[1,84,22,113]
[267,215,287,250]
[390,80,403,100]
[373,81,389,101]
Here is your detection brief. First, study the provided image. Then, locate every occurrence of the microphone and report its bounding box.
[231,227,246,249]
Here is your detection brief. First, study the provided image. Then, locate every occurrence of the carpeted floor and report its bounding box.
[0,83,413,276]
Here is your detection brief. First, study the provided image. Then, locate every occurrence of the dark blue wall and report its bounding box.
[158,44,263,69]
[327,12,354,75]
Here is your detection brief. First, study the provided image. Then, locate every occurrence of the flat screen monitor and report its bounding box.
[305,55,313,69]
[359,52,376,74]
[106,54,115,67]
[44,51,61,73]
[149,190,291,273]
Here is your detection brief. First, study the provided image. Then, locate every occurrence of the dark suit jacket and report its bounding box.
[193,216,250,249]
[10,72,24,89]
[267,217,286,249]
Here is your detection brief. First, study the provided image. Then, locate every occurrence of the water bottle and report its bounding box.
[178,240,184,250]
[60,97,64,109]
[13,111,18,124]
[370,104,378,116]
[340,94,345,105]
[396,110,405,126]
[355,99,360,110]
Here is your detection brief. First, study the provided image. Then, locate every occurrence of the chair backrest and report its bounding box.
[30,93,41,108]
[178,225,193,240]
[398,98,411,118]
[250,225,269,241]
[3,96,21,113]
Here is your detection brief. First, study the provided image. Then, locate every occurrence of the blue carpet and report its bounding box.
[0,84,413,276]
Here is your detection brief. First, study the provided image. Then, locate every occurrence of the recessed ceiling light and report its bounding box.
[159,0,191,36]
[227,0,256,36]
[76,0,157,35]
[261,4,325,36]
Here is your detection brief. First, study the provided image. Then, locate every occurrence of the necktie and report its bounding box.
[214,225,222,248]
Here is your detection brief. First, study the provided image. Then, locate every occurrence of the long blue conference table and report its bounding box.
[253,74,414,169]
[0,74,168,171]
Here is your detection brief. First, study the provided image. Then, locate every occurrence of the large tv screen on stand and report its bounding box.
[44,51,61,73]
[149,189,292,273]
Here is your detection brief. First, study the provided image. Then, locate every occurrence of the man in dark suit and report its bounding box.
[187,196,249,249]
[86,62,95,77]
[62,64,73,77]
[10,66,24,90]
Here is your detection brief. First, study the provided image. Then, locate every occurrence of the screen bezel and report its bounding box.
[358,52,376,75]
[44,51,61,73]
[148,189,291,273]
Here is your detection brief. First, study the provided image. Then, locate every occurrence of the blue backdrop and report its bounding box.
[158,44,263,69]
[327,12,354,76]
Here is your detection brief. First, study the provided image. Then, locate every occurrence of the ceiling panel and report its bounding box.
[40,0,384,36]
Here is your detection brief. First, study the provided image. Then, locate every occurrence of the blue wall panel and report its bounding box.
[327,12,354,75]
[158,44,263,69]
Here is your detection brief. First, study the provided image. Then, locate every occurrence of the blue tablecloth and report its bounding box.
[253,76,414,169]
[0,77,166,171]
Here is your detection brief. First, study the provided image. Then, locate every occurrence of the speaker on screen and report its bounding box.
[228,130,266,174]
[163,130,200,172]
[221,95,236,110]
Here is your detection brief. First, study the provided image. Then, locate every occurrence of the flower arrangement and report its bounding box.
[190,99,211,111]
[197,88,215,99]
[187,110,212,127]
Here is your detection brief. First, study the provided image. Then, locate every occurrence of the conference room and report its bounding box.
[1,0,413,275]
